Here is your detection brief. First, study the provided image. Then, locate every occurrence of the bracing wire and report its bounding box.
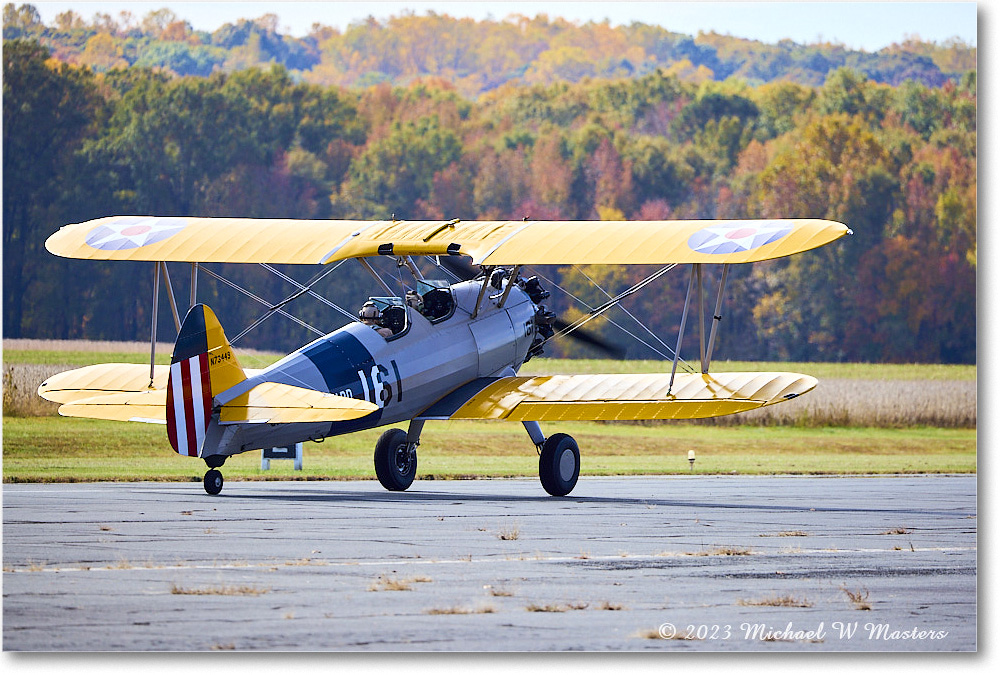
[530,268,684,364]
[231,261,356,344]
[573,265,685,361]
[197,265,324,342]
[259,261,355,322]
[547,264,675,340]
[531,266,696,373]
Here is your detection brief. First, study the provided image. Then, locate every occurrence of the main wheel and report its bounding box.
[374,428,416,491]
[204,469,223,495]
[539,433,580,496]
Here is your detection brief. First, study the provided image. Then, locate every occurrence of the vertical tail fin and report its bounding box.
[166,304,245,457]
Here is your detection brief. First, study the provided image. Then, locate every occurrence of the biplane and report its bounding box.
[39,216,850,496]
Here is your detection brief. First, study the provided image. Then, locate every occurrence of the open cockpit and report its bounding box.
[357,278,457,340]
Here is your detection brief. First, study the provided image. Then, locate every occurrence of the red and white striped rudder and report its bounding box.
[165,304,246,457]
[166,352,213,457]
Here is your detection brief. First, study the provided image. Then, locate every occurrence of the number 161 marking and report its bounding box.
[357,360,402,408]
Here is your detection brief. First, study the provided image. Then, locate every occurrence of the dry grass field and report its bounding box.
[4,362,75,417]
[678,378,975,428]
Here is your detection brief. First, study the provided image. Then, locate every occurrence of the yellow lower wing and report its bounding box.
[438,372,817,422]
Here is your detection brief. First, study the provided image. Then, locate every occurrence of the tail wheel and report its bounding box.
[539,433,580,496]
[204,469,223,495]
[374,428,416,491]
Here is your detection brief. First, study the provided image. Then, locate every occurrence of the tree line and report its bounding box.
[2,4,975,95]
[1,34,976,363]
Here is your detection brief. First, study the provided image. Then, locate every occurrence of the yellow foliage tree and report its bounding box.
[79,33,128,71]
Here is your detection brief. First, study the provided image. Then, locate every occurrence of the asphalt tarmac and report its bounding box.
[2,475,976,651]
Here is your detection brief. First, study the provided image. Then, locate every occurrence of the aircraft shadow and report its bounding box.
[189,485,966,517]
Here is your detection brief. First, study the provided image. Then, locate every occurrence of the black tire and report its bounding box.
[204,469,223,495]
[539,433,580,496]
[374,428,416,491]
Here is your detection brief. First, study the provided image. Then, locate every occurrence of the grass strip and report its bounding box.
[2,417,975,483]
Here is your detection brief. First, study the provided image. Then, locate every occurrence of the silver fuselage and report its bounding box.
[203,279,538,456]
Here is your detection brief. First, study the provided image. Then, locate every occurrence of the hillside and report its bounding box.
[2,4,976,96]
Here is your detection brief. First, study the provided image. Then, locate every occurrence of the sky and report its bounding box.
[30,1,978,51]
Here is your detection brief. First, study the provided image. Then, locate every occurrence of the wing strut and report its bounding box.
[357,258,395,295]
[665,263,731,383]
[697,264,706,371]
[703,264,730,373]
[160,261,181,332]
[668,264,697,394]
[496,265,522,308]
[148,262,160,387]
[470,266,495,319]
[147,261,190,387]
[190,263,198,306]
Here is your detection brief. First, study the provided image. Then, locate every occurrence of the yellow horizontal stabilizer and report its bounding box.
[38,362,263,404]
[47,216,849,265]
[219,382,379,424]
[39,363,170,404]
[59,389,168,423]
[54,379,378,425]
[445,372,817,422]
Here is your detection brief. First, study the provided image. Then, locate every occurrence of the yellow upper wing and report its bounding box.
[46,216,850,265]
[419,372,817,422]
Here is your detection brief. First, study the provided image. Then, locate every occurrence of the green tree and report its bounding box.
[338,117,462,218]
[752,80,815,139]
[89,66,309,215]
[3,40,102,337]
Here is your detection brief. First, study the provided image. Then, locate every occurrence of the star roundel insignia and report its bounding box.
[687,221,794,255]
[85,217,186,251]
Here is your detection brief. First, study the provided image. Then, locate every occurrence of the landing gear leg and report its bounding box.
[374,420,422,491]
[203,455,226,495]
[523,421,545,452]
